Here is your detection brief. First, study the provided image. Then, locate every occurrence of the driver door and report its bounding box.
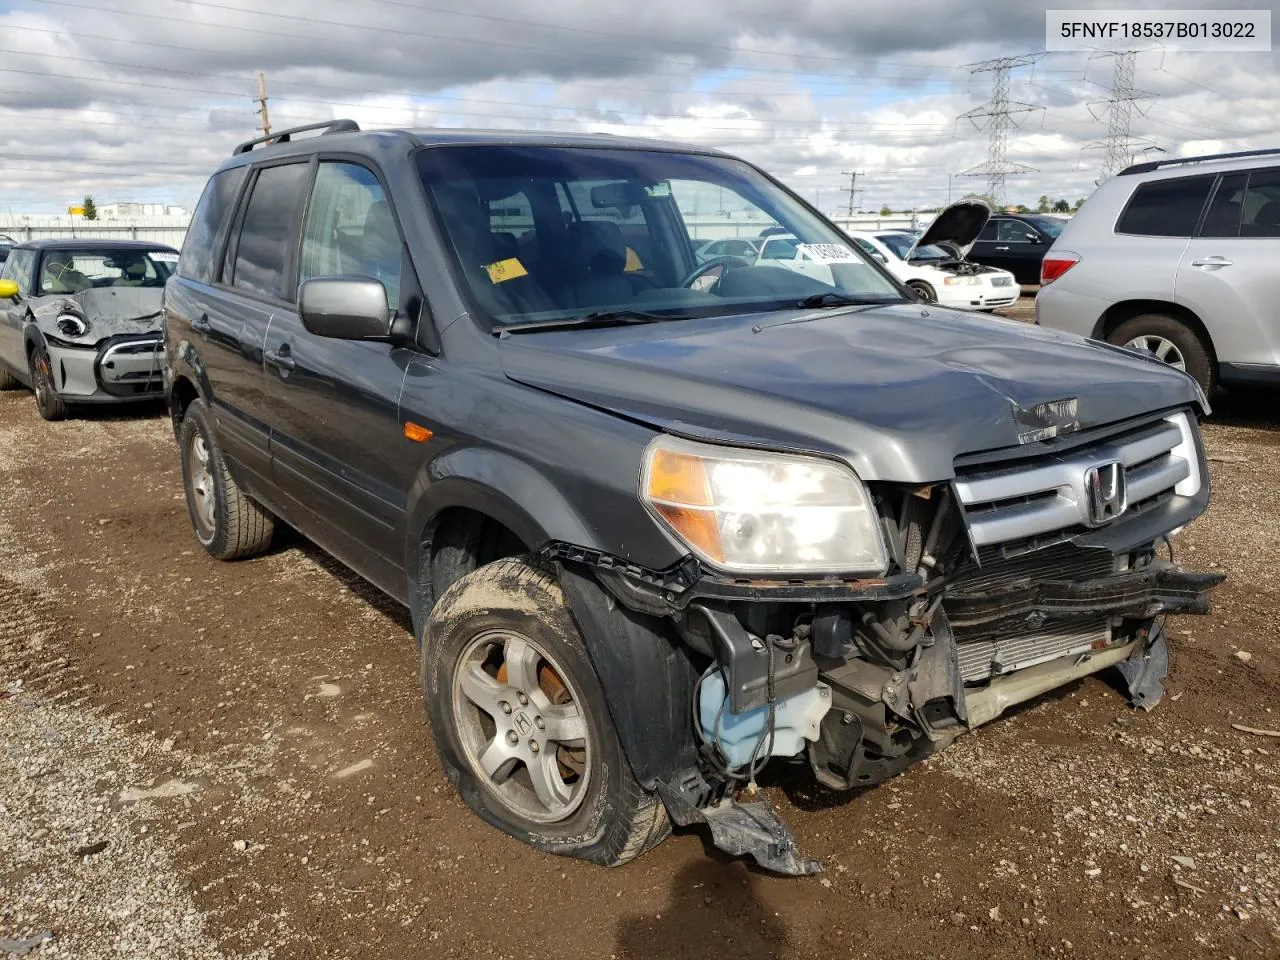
[0,249,35,372]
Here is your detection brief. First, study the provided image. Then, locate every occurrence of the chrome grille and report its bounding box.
[956,620,1111,683]
[954,412,1201,549]
[951,541,1115,594]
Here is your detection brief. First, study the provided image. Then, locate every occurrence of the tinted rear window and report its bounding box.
[1116,175,1214,237]
[179,166,247,283]
[1241,167,1280,238]
[230,163,311,301]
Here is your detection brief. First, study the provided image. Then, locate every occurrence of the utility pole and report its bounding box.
[1086,51,1154,182]
[842,170,863,218]
[256,72,271,138]
[956,54,1044,209]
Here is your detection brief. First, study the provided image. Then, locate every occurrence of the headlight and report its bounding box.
[943,276,981,286]
[640,436,887,574]
[56,314,89,338]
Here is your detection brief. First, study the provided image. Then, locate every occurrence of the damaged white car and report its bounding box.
[0,240,177,420]
[847,200,1021,311]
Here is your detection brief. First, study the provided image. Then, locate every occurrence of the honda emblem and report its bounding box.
[1084,460,1127,526]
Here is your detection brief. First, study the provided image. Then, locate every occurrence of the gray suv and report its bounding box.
[1035,148,1280,395]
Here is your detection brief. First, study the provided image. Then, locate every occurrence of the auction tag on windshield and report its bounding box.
[150,252,179,263]
[484,257,528,284]
[796,243,861,263]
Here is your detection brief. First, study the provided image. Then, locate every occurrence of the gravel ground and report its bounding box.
[1,295,1278,958]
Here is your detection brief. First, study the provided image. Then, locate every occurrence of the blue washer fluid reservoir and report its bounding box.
[697,668,832,771]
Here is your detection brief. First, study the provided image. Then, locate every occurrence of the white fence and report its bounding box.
[0,216,190,249]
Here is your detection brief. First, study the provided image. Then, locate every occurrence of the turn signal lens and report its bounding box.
[403,422,433,443]
[1040,253,1079,284]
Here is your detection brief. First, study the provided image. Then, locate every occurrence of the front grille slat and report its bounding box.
[955,412,1197,548]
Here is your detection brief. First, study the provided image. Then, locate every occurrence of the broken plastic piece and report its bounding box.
[655,779,822,876]
[1115,623,1170,711]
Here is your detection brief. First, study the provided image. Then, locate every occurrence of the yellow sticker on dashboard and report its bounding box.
[624,246,643,272]
[484,257,528,284]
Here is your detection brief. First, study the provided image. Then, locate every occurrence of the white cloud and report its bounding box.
[0,0,1276,214]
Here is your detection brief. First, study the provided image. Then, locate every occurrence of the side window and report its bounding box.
[230,163,311,301]
[1200,173,1248,237]
[1240,168,1280,238]
[1116,175,1215,237]
[997,220,1037,243]
[2,249,34,293]
[300,162,402,308]
[978,221,999,242]
[759,238,798,260]
[178,166,247,284]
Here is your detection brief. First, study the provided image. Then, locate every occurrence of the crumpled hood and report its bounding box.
[36,287,164,341]
[499,304,1204,483]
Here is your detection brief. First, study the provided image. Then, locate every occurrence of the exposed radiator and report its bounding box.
[956,620,1111,683]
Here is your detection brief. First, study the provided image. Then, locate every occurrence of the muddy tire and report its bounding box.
[178,399,274,560]
[1108,313,1215,396]
[907,280,936,303]
[28,345,69,421]
[421,557,669,866]
[0,365,19,390]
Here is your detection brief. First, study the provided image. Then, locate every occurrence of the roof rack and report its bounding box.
[1119,147,1280,176]
[233,119,361,156]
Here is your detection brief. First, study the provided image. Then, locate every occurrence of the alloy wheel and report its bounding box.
[1125,334,1187,372]
[187,432,217,540]
[452,629,591,824]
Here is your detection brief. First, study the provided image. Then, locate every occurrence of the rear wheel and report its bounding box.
[28,345,69,421]
[179,399,275,560]
[907,280,936,303]
[1108,313,1214,395]
[422,558,669,866]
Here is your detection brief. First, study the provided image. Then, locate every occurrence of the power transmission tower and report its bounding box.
[1086,51,1155,181]
[256,72,271,137]
[956,54,1044,209]
[842,170,863,217]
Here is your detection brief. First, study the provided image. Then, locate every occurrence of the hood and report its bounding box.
[35,287,164,341]
[499,305,1203,484]
[909,199,991,259]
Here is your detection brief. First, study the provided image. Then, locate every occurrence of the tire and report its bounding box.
[178,399,274,560]
[1108,313,1215,396]
[0,365,19,390]
[422,557,670,866]
[907,280,936,303]
[28,345,69,421]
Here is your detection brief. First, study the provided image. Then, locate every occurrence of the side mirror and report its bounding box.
[299,277,392,340]
[0,279,19,300]
[874,252,887,263]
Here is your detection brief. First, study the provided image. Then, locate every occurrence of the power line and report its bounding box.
[956,54,1044,207]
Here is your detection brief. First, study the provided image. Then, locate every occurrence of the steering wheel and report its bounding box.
[680,255,755,293]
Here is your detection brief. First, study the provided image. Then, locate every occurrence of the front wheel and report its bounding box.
[421,558,669,866]
[907,280,936,303]
[28,345,69,421]
[1108,313,1215,396]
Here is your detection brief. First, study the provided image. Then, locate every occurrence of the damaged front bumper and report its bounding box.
[44,333,164,402]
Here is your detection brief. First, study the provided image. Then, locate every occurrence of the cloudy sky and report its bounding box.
[0,0,1276,217]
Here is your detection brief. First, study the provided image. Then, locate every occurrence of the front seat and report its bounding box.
[41,253,91,294]
[564,221,639,308]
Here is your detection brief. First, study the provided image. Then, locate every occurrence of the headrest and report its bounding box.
[568,220,626,275]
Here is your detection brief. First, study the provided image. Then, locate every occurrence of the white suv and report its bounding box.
[1035,149,1280,395]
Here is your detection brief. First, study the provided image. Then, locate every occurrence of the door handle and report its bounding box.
[265,345,296,373]
[994,246,1010,251]
[191,314,211,335]
[1190,257,1232,267]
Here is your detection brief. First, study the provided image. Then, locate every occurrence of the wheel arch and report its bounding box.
[1093,299,1217,365]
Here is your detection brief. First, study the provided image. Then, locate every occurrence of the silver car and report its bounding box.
[1035,148,1280,395]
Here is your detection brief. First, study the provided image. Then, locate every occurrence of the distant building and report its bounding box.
[96,202,188,219]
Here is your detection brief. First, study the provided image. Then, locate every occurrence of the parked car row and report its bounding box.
[0,121,1226,879]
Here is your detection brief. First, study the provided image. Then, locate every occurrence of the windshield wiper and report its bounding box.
[796,293,897,309]
[494,309,685,335]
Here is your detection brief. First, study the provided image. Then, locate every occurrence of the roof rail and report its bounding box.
[1119,147,1280,176]
[233,119,361,156]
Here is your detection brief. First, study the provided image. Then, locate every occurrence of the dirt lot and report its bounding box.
[2,297,1279,959]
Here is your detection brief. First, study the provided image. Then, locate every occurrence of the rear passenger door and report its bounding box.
[1177,167,1280,374]
[263,160,419,596]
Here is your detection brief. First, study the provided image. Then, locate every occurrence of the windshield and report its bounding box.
[416,145,903,328]
[38,248,177,294]
[1023,216,1065,238]
[874,233,952,262]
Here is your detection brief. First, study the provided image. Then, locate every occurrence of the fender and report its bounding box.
[22,323,47,362]
[557,562,700,788]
